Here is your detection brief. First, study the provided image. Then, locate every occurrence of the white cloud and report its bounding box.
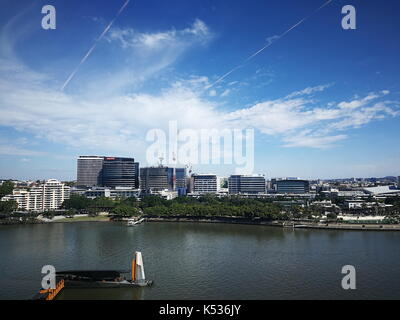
[0,144,43,156]
[0,13,398,155]
[286,84,331,98]
[106,19,212,50]
[1,58,399,154]
[282,133,347,149]
[221,89,231,97]
[337,91,387,110]
[224,89,399,148]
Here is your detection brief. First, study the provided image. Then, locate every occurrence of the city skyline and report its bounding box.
[2,153,399,182]
[0,0,399,180]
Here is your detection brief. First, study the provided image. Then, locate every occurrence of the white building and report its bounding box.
[192,174,220,194]
[82,187,140,199]
[1,179,70,212]
[363,185,400,196]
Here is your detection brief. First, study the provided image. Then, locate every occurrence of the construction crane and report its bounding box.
[172,151,177,191]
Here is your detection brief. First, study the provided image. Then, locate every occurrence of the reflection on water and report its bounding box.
[0,222,399,300]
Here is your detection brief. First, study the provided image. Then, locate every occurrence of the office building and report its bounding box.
[192,174,220,194]
[102,157,139,188]
[175,168,188,195]
[140,167,170,192]
[77,156,104,187]
[1,179,70,211]
[276,179,310,194]
[140,167,187,194]
[228,175,266,194]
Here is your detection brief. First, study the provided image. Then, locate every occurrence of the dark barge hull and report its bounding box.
[57,271,153,288]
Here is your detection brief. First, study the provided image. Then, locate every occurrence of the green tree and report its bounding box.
[62,195,93,211]
[112,204,140,217]
[0,181,14,199]
[0,200,18,214]
[122,197,138,207]
[91,197,115,210]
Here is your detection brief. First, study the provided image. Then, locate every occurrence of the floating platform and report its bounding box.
[56,270,153,288]
[33,252,152,300]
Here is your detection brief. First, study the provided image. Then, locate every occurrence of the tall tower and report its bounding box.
[102,157,139,188]
[77,156,104,187]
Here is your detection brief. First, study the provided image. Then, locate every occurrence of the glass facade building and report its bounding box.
[276,179,310,194]
[228,175,266,194]
[140,167,187,193]
[102,157,139,188]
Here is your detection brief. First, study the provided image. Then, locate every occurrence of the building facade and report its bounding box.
[192,174,220,194]
[276,179,310,194]
[102,157,139,188]
[228,175,266,194]
[77,156,104,187]
[140,167,187,194]
[83,187,140,200]
[1,179,70,211]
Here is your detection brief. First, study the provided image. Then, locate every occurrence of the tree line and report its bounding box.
[61,194,286,220]
[0,181,18,214]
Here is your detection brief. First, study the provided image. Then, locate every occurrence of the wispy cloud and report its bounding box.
[0,138,44,156]
[282,133,347,149]
[0,6,398,156]
[207,0,334,89]
[1,58,398,152]
[61,0,131,91]
[224,88,399,148]
[286,84,332,98]
[221,89,231,97]
[106,19,212,51]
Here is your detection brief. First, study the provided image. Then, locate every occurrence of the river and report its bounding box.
[0,222,399,300]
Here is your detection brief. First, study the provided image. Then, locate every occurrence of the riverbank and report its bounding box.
[1,214,399,231]
[295,223,400,231]
[54,216,110,223]
[144,215,400,231]
[0,215,110,225]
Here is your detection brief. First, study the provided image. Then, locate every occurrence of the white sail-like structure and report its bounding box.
[132,251,148,286]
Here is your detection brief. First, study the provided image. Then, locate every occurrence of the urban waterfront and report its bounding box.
[0,222,399,300]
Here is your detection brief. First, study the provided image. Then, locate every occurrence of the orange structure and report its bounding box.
[39,279,65,300]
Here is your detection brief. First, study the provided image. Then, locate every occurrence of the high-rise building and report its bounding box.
[192,174,220,194]
[175,168,188,195]
[228,175,266,194]
[140,167,170,191]
[77,156,104,187]
[140,167,187,193]
[1,179,70,211]
[276,179,310,194]
[102,157,139,188]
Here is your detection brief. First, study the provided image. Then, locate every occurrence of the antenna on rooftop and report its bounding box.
[158,155,164,167]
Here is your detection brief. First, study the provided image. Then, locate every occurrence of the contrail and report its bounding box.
[61,0,131,91]
[208,0,333,89]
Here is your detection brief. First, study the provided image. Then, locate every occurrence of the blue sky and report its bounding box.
[0,0,399,180]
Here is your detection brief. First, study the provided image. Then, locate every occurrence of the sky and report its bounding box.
[0,0,399,180]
